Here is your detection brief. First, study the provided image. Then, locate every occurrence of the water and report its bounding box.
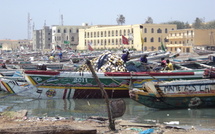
[0,91,215,130]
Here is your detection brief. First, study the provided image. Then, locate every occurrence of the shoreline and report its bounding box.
[0,110,214,134]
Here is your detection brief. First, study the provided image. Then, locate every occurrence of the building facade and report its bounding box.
[0,39,30,52]
[166,29,215,53]
[51,24,91,50]
[32,26,52,51]
[77,24,176,51]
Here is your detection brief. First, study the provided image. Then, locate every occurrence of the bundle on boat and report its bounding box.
[77,52,149,72]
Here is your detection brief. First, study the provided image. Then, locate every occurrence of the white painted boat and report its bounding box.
[0,78,75,99]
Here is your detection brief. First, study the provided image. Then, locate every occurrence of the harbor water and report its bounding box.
[0,91,215,131]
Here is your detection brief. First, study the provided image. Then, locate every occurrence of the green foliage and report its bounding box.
[192,17,204,29]
[145,17,153,24]
[162,21,190,29]
[201,20,215,29]
[116,14,125,25]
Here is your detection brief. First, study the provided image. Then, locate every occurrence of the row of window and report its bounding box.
[89,46,163,51]
[85,39,133,46]
[143,28,171,34]
[54,36,75,42]
[169,39,193,44]
[85,29,133,38]
[53,29,79,33]
[85,37,168,46]
[170,30,194,36]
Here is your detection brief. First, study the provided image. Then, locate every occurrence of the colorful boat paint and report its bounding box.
[129,79,215,109]
[0,78,75,99]
[23,70,205,98]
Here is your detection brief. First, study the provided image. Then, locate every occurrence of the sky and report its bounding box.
[0,0,214,40]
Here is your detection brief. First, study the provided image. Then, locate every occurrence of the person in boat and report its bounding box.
[164,59,174,70]
[161,58,166,67]
[38,64,47,70]
[121,51,130,63]
[1,63,7,69]
[58,51,63,60]
[49,55,55,62]
[140,55,148,63]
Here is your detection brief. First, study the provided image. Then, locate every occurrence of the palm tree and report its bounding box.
[116,15,125,25]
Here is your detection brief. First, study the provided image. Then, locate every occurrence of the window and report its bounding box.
[71,36,74,41]
[144,37,147,42]
[70,29,72,33]
[157,28,162,33]
[158,37,161,42]
[151,28,154,33]
[76,29,79,33]
[64,29,66,33]
[112,31,114,36]
[144,28,147,33]
[57,29,60,33]
[150,37,154,42]
[151,46,155,51]
[124,30,126,35]
[165,28,168,33]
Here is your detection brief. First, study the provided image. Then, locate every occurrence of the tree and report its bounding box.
[116,15,125,25]
[163,21,187,29]
[192,17,203,29]
[201,20,215,29]
[145,17,153,24]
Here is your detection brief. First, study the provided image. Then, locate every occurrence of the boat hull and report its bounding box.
[0,78,75,99]
[23,70,205,98]
[130,79,215,109]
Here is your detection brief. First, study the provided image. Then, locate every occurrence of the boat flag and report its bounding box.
[122,35,129,44]
[56,45,62,50]
[161,41,166,52]
[88,41,94,51]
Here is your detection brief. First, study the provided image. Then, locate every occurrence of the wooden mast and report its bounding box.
[85,59,116,131]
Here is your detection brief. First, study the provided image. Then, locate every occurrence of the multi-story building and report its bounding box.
[51,24,91,50]
[77,24,177,51]
[32,26,52,51]
[166,29,215,53]
[0,39,30,51]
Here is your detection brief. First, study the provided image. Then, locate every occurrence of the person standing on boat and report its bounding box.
[58,51,63,60]
[165,59,174,70]
[140,55,148,63]
[121,51,130,63]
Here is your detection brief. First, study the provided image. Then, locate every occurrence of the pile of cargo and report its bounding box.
[78,52,127,72]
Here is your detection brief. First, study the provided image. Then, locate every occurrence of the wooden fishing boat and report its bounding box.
[0,78,75,99]
[129,76,215,109]
[22,69,205,99]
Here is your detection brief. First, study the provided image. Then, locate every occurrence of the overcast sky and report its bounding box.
[0,0,214,40]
